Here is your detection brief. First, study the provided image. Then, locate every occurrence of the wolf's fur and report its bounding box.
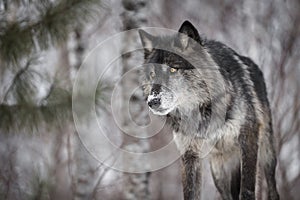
[139,21,279,200]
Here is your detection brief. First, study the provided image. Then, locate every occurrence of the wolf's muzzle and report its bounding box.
[148,98,161,109]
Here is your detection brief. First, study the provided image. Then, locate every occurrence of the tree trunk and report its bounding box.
[121,0,151,199]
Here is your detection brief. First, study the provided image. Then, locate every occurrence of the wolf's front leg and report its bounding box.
[239,126,259,200]
[210,154,240,200]
[181,149,202,200]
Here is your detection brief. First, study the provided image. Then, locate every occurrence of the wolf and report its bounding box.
[138,21,280,200]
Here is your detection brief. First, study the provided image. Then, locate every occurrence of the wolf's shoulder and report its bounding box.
[204,39,262,77]
[204,40,258,71]
[204,40,233,54]
[204,40,246,80]
[204,40,241,65]
[204,39,269,106]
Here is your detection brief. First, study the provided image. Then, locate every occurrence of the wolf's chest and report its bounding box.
[172,120,240,156]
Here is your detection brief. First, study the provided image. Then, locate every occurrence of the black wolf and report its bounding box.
[139,21,279,200]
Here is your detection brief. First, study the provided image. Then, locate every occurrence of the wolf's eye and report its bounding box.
[170,68,177,73]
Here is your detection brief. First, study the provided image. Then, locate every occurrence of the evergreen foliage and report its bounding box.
[0,0,104,65]
[0,0,105,133]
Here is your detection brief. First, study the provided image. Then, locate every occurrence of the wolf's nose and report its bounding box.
[148,98,161,109]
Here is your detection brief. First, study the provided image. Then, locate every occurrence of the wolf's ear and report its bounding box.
[178,20,202,49]
[139,30,155,56]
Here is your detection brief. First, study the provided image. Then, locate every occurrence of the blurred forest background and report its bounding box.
[0,0,299,200]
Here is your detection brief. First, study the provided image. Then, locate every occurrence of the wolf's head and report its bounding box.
[139,21,213,116]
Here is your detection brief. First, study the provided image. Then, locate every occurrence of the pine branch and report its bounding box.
[0,0,104,66]
[2,62,31,102]
[1,55,46,104]
[0,89,72,133]
[0,82,110,133]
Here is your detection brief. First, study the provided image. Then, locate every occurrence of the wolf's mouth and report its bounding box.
[147,92,178,115]
[149,106,175,116]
